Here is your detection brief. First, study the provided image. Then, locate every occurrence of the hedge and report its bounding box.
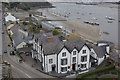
[77,64,115,79]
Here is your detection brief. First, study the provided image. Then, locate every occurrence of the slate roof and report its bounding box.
[42,38,86,55]
[36,34,107,58]
[64,38,85,52]
[92,45,105,58]
[34,32,60,45]
[11,26,32,47]
[100,46,108,54]
[43,42,64,55]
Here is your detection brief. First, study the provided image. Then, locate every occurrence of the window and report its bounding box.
[81,64,86,68]
[68,66,70,69]
[81,56,87,62]
[61,67,67,72]
[49,59,53,64]
[62,52,66,57]
[83,50,86,54]
[73,51,76,55]
[61,59,67,65]
[72,57,76,63]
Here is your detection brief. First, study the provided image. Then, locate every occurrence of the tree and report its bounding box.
[52,29,59,35]
[29,25,33,31]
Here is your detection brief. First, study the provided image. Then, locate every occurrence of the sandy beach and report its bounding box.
[39,9,102,42]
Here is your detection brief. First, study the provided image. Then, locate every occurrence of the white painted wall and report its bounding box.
[71,48,78,70]
[98,43,107,46]
[45,54,57,72]
[58,47,70,73]
[106,46,110,54]
[78,45,90,70]
[97,57,104,65]
[91,49,97,59]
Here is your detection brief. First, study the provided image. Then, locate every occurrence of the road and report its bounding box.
[1,12,54,79]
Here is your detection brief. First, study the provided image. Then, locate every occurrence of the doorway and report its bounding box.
[72,64,76,71]
[52,65,55,71]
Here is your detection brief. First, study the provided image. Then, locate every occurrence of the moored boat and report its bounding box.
[108,20,113,23]
[95,22,99,25]
[103,32,110,35]
[77,17,81,19]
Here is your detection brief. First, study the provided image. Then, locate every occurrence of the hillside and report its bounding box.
[3,2,54,11]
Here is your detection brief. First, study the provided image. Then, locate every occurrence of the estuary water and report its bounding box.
[40,3,119,45]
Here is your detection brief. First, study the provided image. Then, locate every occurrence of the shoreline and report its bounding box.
[36,9,102,43]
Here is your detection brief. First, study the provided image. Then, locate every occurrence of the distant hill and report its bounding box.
[3,2,54,11]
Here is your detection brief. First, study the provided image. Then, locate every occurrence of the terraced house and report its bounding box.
[32,32,110,74]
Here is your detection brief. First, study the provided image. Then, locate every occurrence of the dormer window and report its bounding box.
[62,52,66,57]
[83,50,86,54]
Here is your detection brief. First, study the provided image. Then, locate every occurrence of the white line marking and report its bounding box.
[11,64,32,78]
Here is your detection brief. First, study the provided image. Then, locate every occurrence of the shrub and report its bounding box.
[29,25,33,31]
[77,65,115,79]
[52,29,59,35]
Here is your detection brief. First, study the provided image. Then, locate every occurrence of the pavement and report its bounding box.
[0,6,2,79]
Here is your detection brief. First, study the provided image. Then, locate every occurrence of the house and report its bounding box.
[10,26,33,49]
[32,34,110,74]
[97,40,114,57]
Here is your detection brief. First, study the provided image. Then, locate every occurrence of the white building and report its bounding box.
[32,33,111,74]
[5,13,19,22]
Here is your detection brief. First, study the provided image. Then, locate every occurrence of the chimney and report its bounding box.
[47,36,53,42]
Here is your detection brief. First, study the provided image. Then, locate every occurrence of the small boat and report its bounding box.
[93,17,97,20]
[84,21,89,24]
[103,32,110,35]
[77,17,81,19]
[108,17,115,20]
[108,20,113,23]
[89,22,95,25]
[105,16,108,19]
[95,22,99,25]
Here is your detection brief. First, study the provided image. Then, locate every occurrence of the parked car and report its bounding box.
[2,31,4,34]
[4,50,7,53]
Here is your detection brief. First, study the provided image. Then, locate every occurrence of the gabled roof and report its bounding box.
[64,38,85,52]
[43,38,87,55]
